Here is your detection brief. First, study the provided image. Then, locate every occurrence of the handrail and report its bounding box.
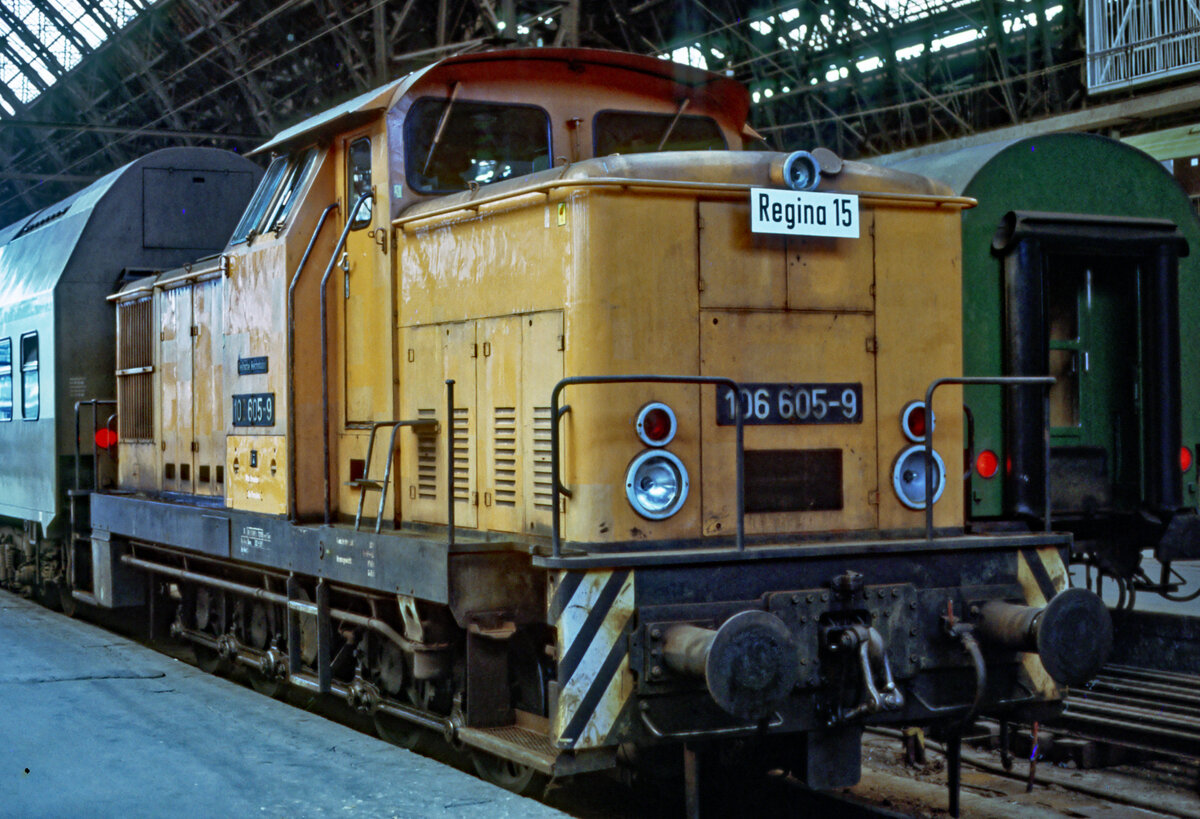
[921,376,1055,540]
[394,177,977,231]
[287,202,338,521]
[549,375,744,559]
[74,399,117,492]
[350,418,437,533]
[320,192,372,525]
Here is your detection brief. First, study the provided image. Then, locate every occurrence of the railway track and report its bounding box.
[1053,664,1200,762]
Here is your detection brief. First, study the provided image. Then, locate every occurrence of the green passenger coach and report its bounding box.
[881,133,1200,601]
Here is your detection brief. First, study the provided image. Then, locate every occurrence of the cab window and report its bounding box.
[230,147,320,243]
[0,338,11,422]
[348,137,373,229]
[594,110,726,156]
[405,98,551,194]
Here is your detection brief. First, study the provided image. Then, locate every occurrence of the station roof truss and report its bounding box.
[0,0,1181,227]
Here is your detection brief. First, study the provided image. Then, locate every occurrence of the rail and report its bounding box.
[348,418,437,533]
[922,376,1054,540]
[549,375,744,559]
[73,399,117,494]
[394,176,977,231]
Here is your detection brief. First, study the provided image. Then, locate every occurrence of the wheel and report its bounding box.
[470,750,547,796]
[373,711,435,752]
[193,644,229,675]
[248,670,287,699]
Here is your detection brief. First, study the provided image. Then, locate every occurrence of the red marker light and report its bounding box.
[1182,446,1193,473]
[642,408,672,443]
[976,449,999,479]
[94,428,118,450]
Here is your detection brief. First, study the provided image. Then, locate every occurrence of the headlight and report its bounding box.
[892,445,946,510]
[900,400,933,443]
[626,450,689,520]
[771,150,822,191]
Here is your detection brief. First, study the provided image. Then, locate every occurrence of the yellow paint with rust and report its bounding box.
[226,435,287,514]
[392,156,970,542]
[1017,546,1069,699]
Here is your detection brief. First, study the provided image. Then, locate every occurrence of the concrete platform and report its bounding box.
[0,591,567,818]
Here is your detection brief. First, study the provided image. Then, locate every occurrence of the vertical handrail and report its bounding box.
[921,376,1055,540]
[549,375,743,558]
[73,399,117,492]
[446,380,456,547]
[320,192,372,525]
[287,202,338,521]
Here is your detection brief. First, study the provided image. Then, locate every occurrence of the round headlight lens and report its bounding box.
[626,450,689,520]
[779,150,822,191]
[892,445,946,510]
[900,400,933,443]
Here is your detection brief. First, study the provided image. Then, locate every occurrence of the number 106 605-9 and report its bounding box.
[716,383,863,425]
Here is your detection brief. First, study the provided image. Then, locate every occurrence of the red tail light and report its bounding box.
[95,428,118,450]
[901,401,931,443]
[1182,446,1193,473]
[636,402,677,447]
[975,449,999,479]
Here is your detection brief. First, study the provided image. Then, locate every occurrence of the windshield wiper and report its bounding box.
[655,98,691,152]
[422,82,462,176]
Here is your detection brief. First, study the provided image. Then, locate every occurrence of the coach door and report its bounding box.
[1045,256,1140,514]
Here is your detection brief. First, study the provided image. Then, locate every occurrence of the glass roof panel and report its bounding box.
[0,0,148,113]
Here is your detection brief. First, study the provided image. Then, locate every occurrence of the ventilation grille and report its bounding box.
[532,406,554,511]
[493,407,518,507]
[416,408,438,500]
[117,297,153,440]
[452,407,471,502]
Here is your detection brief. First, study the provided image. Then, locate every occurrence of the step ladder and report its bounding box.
[347,418,437,533]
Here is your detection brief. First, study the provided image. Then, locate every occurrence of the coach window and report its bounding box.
[20,332,37,421]
[405,98,551,194]
[0,338,11,422]
[348,137,373,229]
[593,110,726,156]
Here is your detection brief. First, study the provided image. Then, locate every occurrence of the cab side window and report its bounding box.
[20,332,37,421]
[348,137,373,230]
[0,338,11,421]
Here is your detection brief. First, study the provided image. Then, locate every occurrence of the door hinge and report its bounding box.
[868,489,880,505]
[557,335,565,352]
[190,325,199,337]
[407,348,415,363]
[698,278,706,292]
[191,441,199,453]
[866,336,878,353]
[482,341,492,357]
[470,343,478,358]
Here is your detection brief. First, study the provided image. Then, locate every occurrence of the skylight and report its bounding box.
[0,0,148,115]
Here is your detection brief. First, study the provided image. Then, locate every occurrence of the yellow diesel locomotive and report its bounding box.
[81,49,1109,808]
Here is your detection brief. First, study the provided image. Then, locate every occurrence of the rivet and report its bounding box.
[910,655,919,664]
[821,593,829,602]
[799,615,808,625]
[910,627,918,636]
[792,594,801,604]
[910,602,918,610]
[892,589,900,598]
[651,666,663,678]
[650,627,662,640]
[807,594,814,603]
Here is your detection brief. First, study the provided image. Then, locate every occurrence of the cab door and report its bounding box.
[339,129,392,426]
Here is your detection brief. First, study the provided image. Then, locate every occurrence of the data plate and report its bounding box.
[232,392,275,427]
[717,383,863,425]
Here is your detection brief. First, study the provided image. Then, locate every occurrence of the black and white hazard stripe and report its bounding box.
[549,568,636,750]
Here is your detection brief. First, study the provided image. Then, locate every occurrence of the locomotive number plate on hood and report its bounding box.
[717,383,863,425]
